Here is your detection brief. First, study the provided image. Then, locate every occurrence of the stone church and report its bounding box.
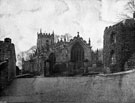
[23,30,93,76]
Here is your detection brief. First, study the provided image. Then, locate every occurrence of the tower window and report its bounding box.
[46,40,49,51]
[110,50,116,65]
[46,40,49,43]
[110,32,116,44]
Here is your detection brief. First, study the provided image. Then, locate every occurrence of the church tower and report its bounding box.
[37,29,54,54]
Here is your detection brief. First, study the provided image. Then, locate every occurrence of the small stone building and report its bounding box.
[103,15,135,72]
[0,38,16,89]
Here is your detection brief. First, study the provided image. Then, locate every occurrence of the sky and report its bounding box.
[0,0,131,54]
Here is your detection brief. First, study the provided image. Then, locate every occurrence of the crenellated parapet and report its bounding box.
[105,18,135,35]
[37,30,54,39]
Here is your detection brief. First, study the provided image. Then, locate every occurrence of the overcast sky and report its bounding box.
[0,0,131,54]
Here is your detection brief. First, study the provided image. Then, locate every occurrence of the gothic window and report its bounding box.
[71,42,84,62]
[46,40,49,44]
[46,40,49,51]
[49,53,56,63]
[110,32,116,44]
[110,50,116,65]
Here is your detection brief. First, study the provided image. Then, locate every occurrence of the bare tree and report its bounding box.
[121,0,135,19]
[126,0,135,12]
[17,52,25,69]
[64,33,72,42]
[54,35,60,43]
[54,33,72,42]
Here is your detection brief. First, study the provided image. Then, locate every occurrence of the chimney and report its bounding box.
[4,38,11,43]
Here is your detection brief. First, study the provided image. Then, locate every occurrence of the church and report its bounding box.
[22,30,94,76]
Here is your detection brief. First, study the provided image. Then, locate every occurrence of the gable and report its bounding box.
[68,36,91,49]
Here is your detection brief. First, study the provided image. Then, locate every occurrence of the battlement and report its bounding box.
[38,33,54,38]
[0,38,12,45]
[105,18,135,35]
[37,29,54,39]
[104,26,113,32]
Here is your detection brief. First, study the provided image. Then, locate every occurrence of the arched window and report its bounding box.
[110,50,116,65]
[46,40,49,51]
[49,53,56,63]
[110,32,116,44]
[71,42,84,62]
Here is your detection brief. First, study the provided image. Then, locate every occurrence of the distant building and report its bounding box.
[92,49,103,67]
[22,56,39,75]
[0,38,16,89]
[103,14,135,72]
[23,31,95,76]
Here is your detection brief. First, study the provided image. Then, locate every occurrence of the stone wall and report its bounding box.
[2,70,135,103]
[0,61,8,90]
[22,57,43,75]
